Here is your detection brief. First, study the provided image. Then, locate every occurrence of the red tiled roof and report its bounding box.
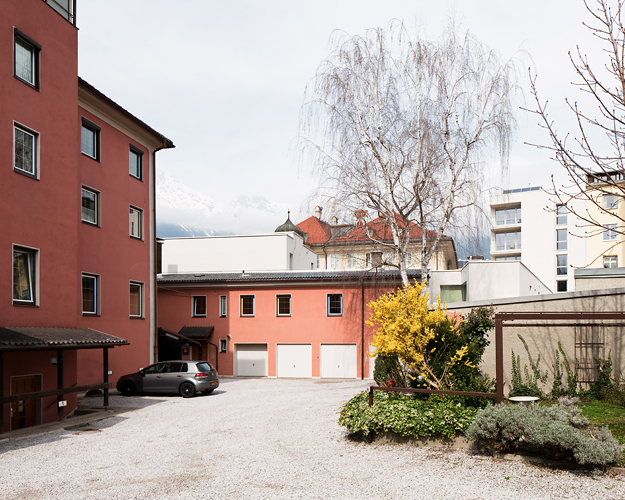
[297,216,333,244]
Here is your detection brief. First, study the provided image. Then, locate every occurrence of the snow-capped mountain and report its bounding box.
[156,172,285,237]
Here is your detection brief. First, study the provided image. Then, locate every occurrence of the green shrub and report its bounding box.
[510,334,547,398]
[465,397,623,467]
[339,391,478,440]
[373,355,407,388]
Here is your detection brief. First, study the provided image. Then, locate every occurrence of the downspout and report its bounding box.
[361,281,365,380]
[322,245,328,269]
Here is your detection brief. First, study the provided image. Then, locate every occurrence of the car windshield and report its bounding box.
[196,362,214,373]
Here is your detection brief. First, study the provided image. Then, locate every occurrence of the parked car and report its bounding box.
[116,360,219,398]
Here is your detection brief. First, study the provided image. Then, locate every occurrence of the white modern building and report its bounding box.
[160,232,317,274]
[490,187,587,292]
[429,260,551,304]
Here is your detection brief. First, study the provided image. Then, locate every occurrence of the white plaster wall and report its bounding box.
[161,233,317,273]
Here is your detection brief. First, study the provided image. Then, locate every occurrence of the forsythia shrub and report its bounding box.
[465,397,623,467]
[339,391,478,440]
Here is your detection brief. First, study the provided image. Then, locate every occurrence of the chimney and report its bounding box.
[331,216,338,225]
[354,210,367,227]
[314,206,323,219]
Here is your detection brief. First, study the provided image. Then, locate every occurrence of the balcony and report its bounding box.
[43,0,75,25]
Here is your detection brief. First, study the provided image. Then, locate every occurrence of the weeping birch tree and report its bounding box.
[300,22,518,286]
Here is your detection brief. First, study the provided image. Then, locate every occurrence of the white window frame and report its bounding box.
[276,294,291,317]
[382,252,393,265]
[556,204,567,225]
[327,293,343,316]
[405,252,412,267]
[192,295,207,317]
[556,229,567,250]
[557,280,568,292]
[12,245,38,306]
[81,273,99,315]
[13,123,39,178]
[604,256,618,268]
[347,253,357,268]
[365,253,372,268]
[328,254,339,269]
[219,295,227,317]
[129,281,144,318]
[219,339,227,353]
[129,145,143,180]
[557,254,568,275]
[603,194,618,210]
[604,224,618,241]
[240,295,255,317]
[129,206,143,239]
[81,186,99,226]
[81,118,100,161]
[14,29,40,89]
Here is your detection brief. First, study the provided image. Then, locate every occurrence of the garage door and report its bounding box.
[235,344,268,377]
[320,344,357,379]
[277,344,312,378]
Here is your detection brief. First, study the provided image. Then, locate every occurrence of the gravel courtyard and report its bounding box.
[1,378,624,499]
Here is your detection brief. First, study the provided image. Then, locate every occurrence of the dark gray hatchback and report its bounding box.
[116,360,219,398]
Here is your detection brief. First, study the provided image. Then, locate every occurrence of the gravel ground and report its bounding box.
[1,378,624,499]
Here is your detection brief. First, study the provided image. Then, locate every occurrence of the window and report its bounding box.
[129,206,143,239]
[557,254,568,275]
[329,254,339,269]
[557,280,568,292]
[604,224,618,241]
[495,207,521,226]
[81,187,99,225]
[81,118,100,160]
[556,229,567,250]
[383,252,393,265]
[327,293,342,316]
[81,274,99,315]
[240,295,254,316]
[495,256,521,261]
[193,296,207,317]
[495,231,521,251]
[219,339,227,353]
[604,256,618,268]
[129,282,143,318]
[129,146,143,180]
[13,246,37,305]
[219,295,227,317]
[14,124,38,177]
[440,284,466,303]
[556,204,567,225]
[603,194,618,210]
[14,30,40,89]
[276,294,291,316]
[365,253,372,268]
[316,255,320,269]
[347,253,357,268]
[405,252,412,267]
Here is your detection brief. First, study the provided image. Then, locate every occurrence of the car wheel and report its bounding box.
[179,382,196,398]
[120,381,136,397]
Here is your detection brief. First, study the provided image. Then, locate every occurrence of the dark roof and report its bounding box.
[0,327,128,350]
[275,213,305,237]
[178,326,215,339]
[158,269,421,285]
[78,78,174,150]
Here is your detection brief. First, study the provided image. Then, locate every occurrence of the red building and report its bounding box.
[157,270,418,379]
[1,0,173,432]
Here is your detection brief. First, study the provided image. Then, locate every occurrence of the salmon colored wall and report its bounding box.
[158,284,396,378]
[1,349,77,433]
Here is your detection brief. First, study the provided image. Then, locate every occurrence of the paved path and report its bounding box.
[1,378,624,499]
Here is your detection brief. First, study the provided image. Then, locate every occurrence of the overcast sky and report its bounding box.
[76,1,603,235]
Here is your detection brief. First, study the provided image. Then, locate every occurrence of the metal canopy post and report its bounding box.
[103,347,109,408]
[495,317,503,404]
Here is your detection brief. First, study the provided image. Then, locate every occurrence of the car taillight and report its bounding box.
[195,373,208,378]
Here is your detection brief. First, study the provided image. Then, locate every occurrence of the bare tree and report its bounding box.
[529,0,625,259]
[299,21,517,286]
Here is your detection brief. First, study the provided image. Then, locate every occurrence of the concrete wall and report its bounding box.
[447,289,625,395]
[161,233,317,273]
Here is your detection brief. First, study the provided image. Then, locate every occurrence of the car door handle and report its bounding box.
[177,375,182,378]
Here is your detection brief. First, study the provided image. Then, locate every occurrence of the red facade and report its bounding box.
[1,0,172,432]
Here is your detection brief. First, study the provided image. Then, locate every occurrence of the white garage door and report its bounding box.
[236,344,268,377]
[320,344,357,379]
[277,344,312,378]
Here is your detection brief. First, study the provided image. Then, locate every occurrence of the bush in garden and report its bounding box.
[339,391,478,440]
[465,397,623,467]
[373,355,408,388]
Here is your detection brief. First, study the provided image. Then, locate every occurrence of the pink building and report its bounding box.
[157,270,418,378]
[1,0,173,432]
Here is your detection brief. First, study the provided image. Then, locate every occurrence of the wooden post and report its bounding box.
[495,317,504,404]
[57,349,63,417]
[103,347,109,408]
